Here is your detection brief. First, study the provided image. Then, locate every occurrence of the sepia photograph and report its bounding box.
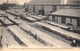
[0,0,80,51]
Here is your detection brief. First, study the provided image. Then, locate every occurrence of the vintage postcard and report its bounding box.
[0,0,80,51]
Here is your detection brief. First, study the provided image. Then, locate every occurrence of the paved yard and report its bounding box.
[0,12,73,48]
[8,13,72,45]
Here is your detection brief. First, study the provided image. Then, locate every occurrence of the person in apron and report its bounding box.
[71,39,77,47]
[67,23,73,31]
[70,25,73,31]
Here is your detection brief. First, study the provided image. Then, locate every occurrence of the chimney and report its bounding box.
[61,0,68,4]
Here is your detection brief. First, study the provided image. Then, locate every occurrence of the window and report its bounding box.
[61,17,66,24]
[55,16,58,22]
[52,16,55,21]
[77,18,80,27]
[33,5,35,13]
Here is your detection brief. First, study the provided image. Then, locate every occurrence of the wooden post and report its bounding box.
[6,44,8,47]
[0,36,2,47]
[35,34,38,41]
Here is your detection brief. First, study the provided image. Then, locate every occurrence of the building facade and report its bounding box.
[24,0,80,31]
[24,0,64,16]
[48,0,80,31]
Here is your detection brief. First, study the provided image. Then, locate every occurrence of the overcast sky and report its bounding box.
[0,0,31,4]
[0,0,68,5]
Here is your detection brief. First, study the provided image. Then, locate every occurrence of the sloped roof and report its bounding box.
[4,0,19,5]
[66,0,80,5]
[27,0,61,5]
[49,9,80,18]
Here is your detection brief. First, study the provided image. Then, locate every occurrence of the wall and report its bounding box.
[44,6,53,15]
[54,16,78,29]
[55,16,58,22]
[66,18,70,24]
[77,18,80,27]
[37,6,42,15]
[49,16,53,21]
[28,5,34,13]
[58,17,61,23]
[34,5,38,14]
[27,5,60,15]
[72,18,77,28]
[66,18,77,27]
[56,6,61,10]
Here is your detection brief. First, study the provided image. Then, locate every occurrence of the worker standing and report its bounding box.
[71,39,77,47]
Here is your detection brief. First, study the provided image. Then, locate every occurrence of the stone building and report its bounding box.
[24,0,64,16]
[48,0,80,32]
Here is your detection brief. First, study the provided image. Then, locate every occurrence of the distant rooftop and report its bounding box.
[26,0,80,6]
[66,0,80,5]
[49,8,80,18]
[27,0,61,5]
[3,0,19,5]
